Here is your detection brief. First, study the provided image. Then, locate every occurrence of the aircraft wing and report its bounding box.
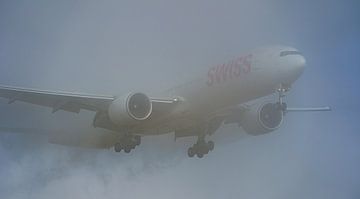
[0,85,180,115]
[0,126,49,134]
[0,85,116,113]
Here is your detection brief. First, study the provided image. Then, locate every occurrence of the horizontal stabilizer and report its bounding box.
[286,106,332,112]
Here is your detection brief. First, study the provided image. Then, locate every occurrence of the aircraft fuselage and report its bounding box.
[136,46,306,135]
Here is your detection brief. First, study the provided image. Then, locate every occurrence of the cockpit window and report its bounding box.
[280,51,302,57]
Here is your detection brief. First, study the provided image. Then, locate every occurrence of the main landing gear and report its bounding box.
[188,135,215,158]
[114,135,141,153]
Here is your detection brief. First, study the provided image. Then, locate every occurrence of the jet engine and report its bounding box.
[240,102,283,135]
[108,92,152,125]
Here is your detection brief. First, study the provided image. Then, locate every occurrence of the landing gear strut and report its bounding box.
[114,135,141,153]
[275,85,289,112]
[188,135,215,158]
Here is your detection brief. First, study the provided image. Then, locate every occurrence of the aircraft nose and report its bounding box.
[291,55,306,77]
[279,54,306,85]
[295,55,306,70]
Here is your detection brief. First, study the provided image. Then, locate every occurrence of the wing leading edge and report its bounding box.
[0,85,116,113]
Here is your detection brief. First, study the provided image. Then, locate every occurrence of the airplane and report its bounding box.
[0,46,331,158]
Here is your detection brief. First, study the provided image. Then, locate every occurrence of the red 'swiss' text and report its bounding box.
[206,54,252,86]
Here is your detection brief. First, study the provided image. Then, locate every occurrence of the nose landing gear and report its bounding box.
[276,85,290,113]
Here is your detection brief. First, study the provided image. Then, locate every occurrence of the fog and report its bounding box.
[0,0,359,198]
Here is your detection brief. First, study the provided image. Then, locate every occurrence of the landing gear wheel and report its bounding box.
[114,143,122,152]
[197,152,204,158]
[124,146,132,153]
[188,147,195,157]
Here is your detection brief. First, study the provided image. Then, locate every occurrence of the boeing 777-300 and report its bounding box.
[0,46,331,158]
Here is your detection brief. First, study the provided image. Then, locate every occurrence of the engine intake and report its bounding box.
[108,92,152,125]
[240,102,283,135]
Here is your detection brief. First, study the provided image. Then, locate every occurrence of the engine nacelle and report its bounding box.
[108,92,152,125]
[240,102,283,135]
